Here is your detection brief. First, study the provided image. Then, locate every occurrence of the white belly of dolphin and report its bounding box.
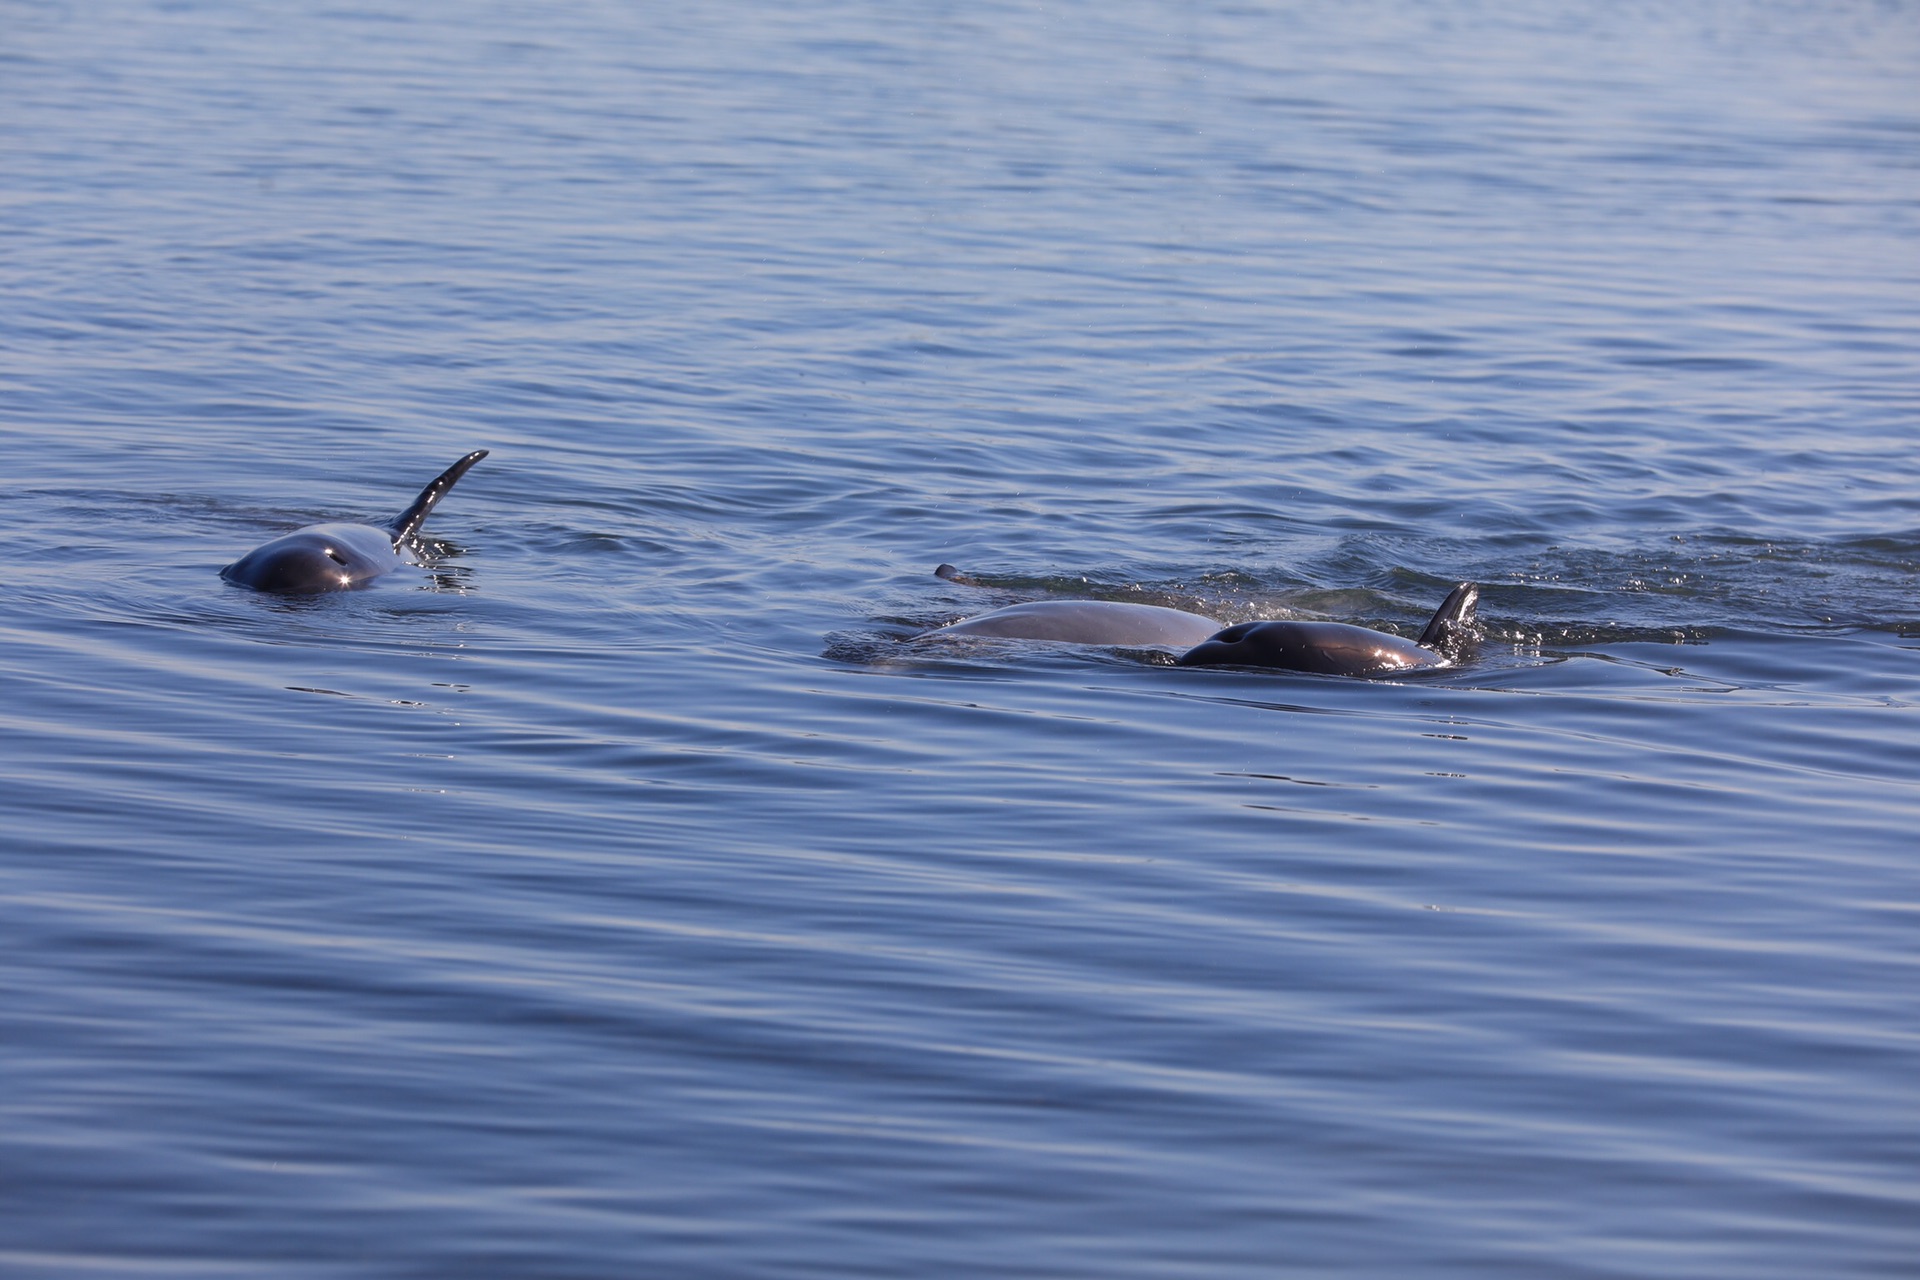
[923,600,1224,648]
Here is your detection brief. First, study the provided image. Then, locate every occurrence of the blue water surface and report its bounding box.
[3,2,1918,1276]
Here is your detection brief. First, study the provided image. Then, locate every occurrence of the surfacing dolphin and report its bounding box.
[1177,583,1479,677]
[221,450,489,593]
[923,599,1227,648]
[920,565,1225,649]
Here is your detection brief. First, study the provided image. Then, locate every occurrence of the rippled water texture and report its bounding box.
[3,2,1918,1276]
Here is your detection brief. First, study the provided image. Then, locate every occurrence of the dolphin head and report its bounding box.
[220,523,401,594]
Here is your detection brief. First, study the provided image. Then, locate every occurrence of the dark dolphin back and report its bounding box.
[1417,583,1479,657]
[385,450,490,545]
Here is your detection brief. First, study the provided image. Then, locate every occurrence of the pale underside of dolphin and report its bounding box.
[221,450,489,593]
[921,598,1228,648]
[918,565,1225,648]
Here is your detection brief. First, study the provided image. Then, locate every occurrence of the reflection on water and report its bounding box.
[3,1,1918,1277]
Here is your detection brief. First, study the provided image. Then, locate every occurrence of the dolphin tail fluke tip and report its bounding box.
[1418,582,1479,657]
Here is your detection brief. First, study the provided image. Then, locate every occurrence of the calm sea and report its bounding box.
[3,1,1917,1276]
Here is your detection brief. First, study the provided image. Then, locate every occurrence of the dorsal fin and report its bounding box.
[1418,582,1479,656]
[386,450,489,545]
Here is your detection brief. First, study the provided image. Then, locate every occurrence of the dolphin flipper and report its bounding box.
[1417,583,1479,658]
[387,450,490,546]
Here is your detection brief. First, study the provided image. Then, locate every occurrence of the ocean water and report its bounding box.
[3,1,1918,1276]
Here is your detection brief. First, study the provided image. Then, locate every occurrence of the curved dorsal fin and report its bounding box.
[1418,582,1479,656]
[386,450,489,545]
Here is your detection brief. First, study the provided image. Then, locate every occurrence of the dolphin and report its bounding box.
[920,565,1224,648]
[1176,583,1479,676]
[922,599,1228,648]
[221,450,489,593]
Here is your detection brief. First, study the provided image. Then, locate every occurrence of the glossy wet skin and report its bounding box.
[221,450,488,594]
[220,523,403,594]
[1176,620,1449,676]
[923,599,1225,648]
